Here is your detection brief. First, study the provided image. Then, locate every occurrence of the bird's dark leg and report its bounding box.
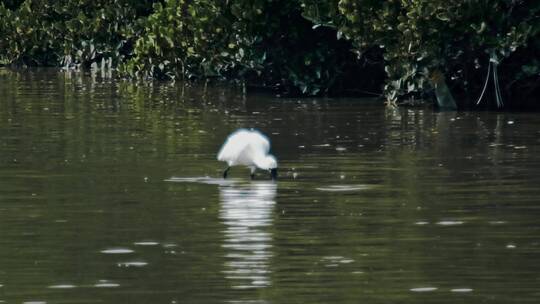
[223,167,230,179]
[250,167,256,180]
[270,168,277,180]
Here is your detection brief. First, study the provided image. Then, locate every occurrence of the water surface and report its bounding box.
[1,68,540,303]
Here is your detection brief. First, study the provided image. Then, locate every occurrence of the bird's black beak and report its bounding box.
[270,168,278,180]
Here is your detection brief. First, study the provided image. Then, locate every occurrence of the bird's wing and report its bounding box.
[234,131,271,166]
[217,129,272,166]
[217,129,251,162]
[248,130,270,154]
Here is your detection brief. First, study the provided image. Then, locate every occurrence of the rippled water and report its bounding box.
[1,68,540,303]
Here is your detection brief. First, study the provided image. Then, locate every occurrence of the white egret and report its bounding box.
[217,129,278,180]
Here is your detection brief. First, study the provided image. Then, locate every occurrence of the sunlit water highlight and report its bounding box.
[410,287,438,292]
[100,248,134,254]
[451,288,473,293]
[94,281,120,288]
[117,261,148,267]
[47,284,76,289]
[133,241,160,246]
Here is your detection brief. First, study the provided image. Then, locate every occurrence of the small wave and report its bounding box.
[316,185,371,192]
[165,176,239,186]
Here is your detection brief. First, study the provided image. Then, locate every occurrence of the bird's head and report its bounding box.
[254,155,278,180]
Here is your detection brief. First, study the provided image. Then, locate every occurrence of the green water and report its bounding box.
[1,68,540,303]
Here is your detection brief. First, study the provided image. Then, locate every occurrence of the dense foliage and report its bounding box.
[0,0,158,67]
[303,0,540,108]
[1,0,539,108]
[120,0,374,96]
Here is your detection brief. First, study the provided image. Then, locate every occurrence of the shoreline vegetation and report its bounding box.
[0,0,538,110]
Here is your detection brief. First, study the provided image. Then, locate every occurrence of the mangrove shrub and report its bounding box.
[0,0,157,67]
[303,0,540,107]
[121,0,370,96]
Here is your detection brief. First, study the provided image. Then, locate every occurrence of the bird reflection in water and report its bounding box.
[219,181,277,289]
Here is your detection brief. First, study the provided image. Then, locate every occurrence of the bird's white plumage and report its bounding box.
[218,129,277,170]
